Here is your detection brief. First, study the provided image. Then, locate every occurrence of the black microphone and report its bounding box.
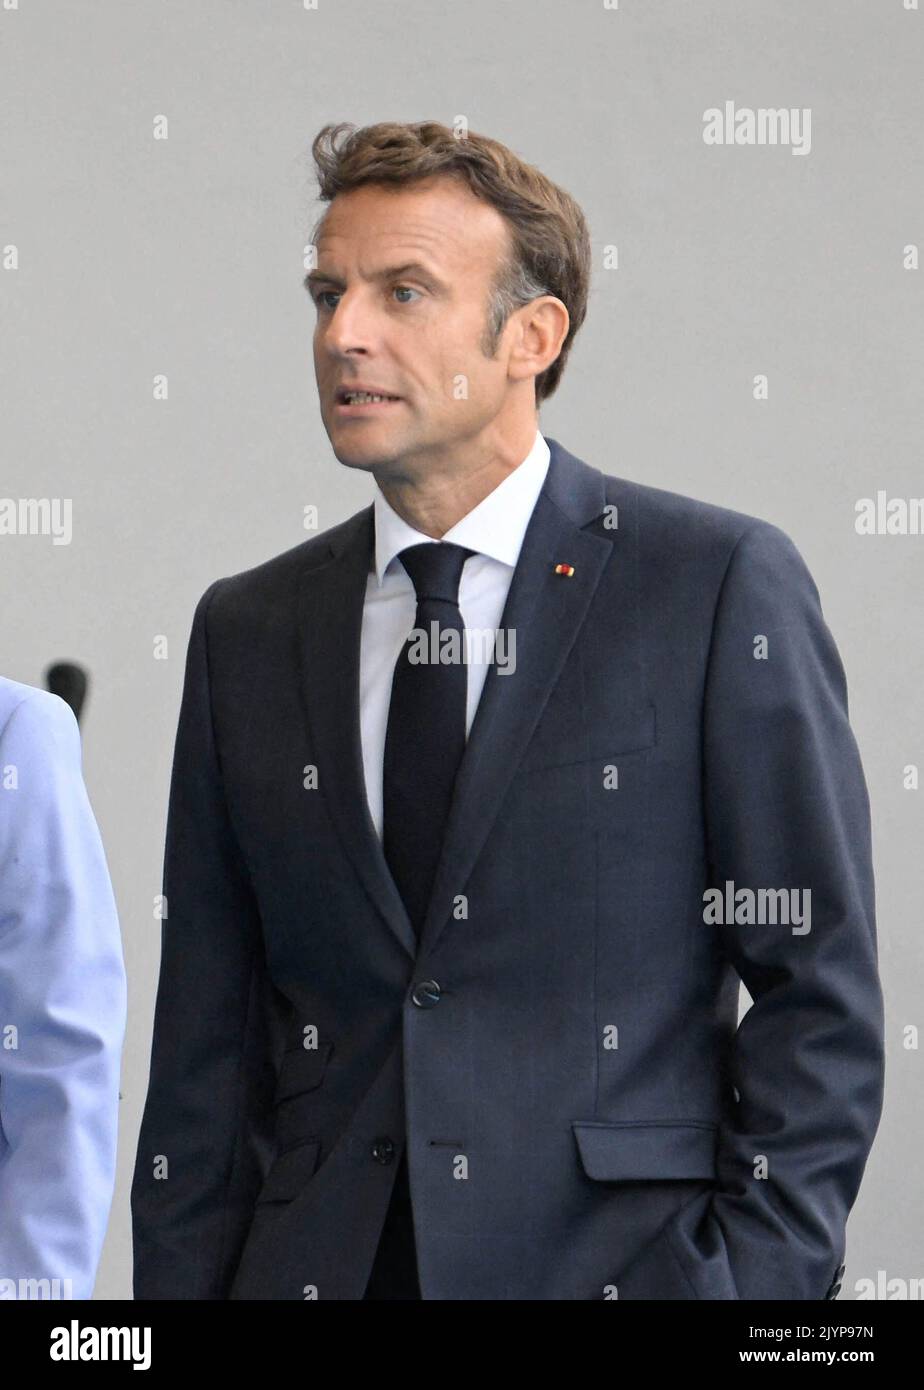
[45,662,89,726]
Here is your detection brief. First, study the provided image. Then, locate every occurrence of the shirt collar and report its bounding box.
[372,429,551,586]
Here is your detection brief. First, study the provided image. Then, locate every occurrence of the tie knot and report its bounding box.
[398,542,475,606]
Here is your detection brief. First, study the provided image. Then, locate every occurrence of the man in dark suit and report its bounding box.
[131,121,884,1300]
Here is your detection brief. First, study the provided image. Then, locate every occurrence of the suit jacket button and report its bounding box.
[411,979,441,1008]
[371,1136,396,1164]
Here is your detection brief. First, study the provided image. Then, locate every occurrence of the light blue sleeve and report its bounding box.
[0,688,127,1300]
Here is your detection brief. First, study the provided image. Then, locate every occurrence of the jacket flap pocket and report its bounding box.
[522,702,656,772]
[256,1138,321,1204]
[572,1119,718,1181]
[275,1041,333,1103]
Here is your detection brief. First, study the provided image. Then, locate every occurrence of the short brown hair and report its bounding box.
[309,121,591,404]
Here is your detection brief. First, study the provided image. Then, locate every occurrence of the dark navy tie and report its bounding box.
[382,541,475,939]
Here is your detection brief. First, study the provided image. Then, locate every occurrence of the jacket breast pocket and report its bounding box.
[572,1119,718,1183]
[520,702,656,774]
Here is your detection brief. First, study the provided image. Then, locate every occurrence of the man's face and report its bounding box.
[310,177,522,477]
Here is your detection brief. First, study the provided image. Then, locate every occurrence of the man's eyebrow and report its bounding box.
[303,261,444,292]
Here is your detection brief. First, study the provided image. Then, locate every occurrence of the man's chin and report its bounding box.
[333,451,382,473]
[324,419,411,472]
[327,435,402,473]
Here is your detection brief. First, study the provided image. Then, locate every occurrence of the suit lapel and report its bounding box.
[295,508,418,960]
[295,437,614,964]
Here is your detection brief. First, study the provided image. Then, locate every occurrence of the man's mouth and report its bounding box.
[336,389,402,406]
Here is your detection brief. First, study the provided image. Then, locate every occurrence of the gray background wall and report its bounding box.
[1,0,920,1299]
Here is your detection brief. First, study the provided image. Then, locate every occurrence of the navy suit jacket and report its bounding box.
[131,437,884,1300]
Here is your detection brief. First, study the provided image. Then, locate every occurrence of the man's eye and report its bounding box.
[312,285,422,309]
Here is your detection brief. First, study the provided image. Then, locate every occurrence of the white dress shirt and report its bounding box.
[359,428,551,841]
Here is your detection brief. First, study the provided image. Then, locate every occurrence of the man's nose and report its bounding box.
[321,291,377,353]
